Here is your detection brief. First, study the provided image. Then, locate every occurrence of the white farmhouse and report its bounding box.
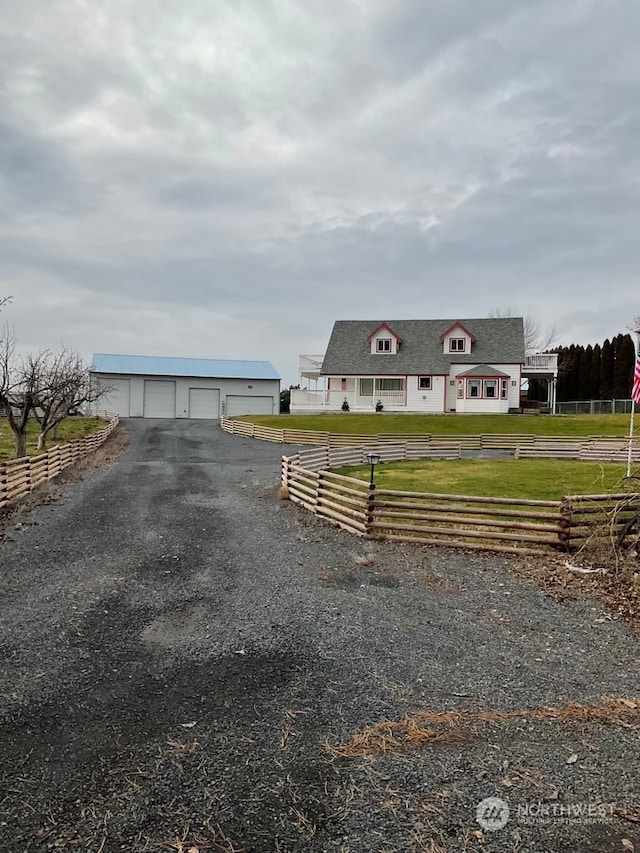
[293,318,558,414]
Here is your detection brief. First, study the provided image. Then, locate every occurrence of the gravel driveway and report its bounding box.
[1,419,638,852]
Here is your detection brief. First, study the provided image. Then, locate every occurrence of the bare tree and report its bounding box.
[0,329,47,458]
[488,306,558,354]
[0,296,11,310]
[32,349,109,450]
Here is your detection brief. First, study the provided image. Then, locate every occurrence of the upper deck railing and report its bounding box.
[299,354,325,377]
[524,353,558,372]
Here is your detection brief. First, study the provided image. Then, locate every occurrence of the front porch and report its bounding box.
[294,356,407,412]
[290,384,406,413]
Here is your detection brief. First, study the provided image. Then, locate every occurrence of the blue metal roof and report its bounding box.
[91,353,280,380]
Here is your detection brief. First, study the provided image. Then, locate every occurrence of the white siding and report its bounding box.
[90,374,279,418]
[312,368,522,414]
[405,375,447,413]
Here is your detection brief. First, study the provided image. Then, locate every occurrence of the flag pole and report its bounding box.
[627,329,640,479]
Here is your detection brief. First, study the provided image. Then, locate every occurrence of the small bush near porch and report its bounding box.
[0,417,105,461]
[237,412,632,437]
[336,458,626,501]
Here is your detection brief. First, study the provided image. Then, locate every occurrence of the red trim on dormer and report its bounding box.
[366,322,403,344]
[439,321,476,343]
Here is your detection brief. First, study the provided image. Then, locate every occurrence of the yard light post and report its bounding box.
[366,452,380,486]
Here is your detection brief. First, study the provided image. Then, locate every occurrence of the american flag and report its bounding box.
[633,353,640,405]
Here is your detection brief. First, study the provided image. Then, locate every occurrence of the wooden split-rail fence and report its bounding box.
[221,417,640,462]
[281,445,640,556]
[0,415,119,510]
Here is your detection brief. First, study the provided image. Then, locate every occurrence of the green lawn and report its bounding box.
[336,458,627,500]
[240,413,632,437]
[0,417,107,461]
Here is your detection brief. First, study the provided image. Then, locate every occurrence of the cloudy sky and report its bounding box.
[1,0,639,383]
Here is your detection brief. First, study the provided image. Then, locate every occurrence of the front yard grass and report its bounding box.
[336,458,627,501]
[0,417,106,461]
[240,413,632,436]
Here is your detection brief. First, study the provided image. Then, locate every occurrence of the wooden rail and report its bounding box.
[222,418,640,461]
[0,415,119,510]
[281,450,640,556]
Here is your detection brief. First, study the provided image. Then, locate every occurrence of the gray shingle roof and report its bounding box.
[457,365,510,378]
[320,318,525,375]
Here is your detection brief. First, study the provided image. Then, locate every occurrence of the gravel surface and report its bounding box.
[0,419,639,853]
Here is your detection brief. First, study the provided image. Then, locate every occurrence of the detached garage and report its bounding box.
[91,354,280,419]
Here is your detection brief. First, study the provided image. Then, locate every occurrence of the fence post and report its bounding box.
[559,497,573,550]
[316,469,325,515]
[365,482,376,539]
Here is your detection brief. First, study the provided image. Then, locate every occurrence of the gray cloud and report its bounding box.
[1,0,639,383]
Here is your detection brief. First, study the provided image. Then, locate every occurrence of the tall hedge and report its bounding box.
[554,333,637,402]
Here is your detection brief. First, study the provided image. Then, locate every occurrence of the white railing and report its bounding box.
[291,388,407,410]
[291,389,328,407]
[299,354,325,376]
[524,354,558,371]
[359,390,405,407]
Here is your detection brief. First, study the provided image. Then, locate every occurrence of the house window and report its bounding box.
[449,338,465,352]
[484,380,497,398]
[360,377,404,396]
[467,379,481,398]
[376,338,392,352]
[457,380,464,399]
[463,377,507,398]
[418,376,432,390]
[379,378,403,391]
[341,377,347,391]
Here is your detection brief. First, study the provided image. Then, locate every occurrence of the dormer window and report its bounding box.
[367,323,402,355]
[440,322,476,356]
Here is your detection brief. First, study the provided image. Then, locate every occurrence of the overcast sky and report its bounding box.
[1,0,639,384]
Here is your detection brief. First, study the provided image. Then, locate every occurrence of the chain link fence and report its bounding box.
[556,399,640,415]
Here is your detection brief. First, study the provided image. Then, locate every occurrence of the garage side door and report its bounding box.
[226,395,274,417]
[143,380,176,418]
[188,388,220,419]
[100,378,130,417]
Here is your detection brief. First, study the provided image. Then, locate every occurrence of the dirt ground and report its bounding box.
[0,420,638,853]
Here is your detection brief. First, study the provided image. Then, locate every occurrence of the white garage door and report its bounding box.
[143,380,176,418]
[100,378,130,417]
[226,395,274,417]
[188,388,220,419]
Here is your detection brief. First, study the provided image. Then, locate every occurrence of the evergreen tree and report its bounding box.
[590,343,601,400]
[600,338,614,398]
[578,346,592,399]
[571,345,584,401]
[556,347,569,401]
[613,335,636,398]
[567,344,579,400]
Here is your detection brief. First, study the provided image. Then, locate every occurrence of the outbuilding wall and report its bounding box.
[91,373,280,418]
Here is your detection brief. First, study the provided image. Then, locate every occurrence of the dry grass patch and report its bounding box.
[326,697,640,759]
[514,554,640,631]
